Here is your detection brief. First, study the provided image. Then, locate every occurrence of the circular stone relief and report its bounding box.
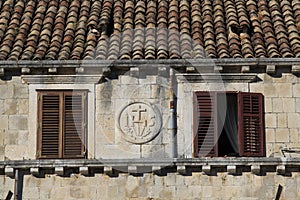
[118,102,162,144]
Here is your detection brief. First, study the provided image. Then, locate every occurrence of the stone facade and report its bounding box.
[1,67,300,199]
[1,171,299,200]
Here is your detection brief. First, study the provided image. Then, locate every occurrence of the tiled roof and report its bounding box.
[0,0,300,60]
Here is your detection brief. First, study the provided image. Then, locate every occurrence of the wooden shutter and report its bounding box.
[238,92,265,157]
[63,92,86,158]
[37,92,61,158]
[194,91,217,157]
[37,91,86,159]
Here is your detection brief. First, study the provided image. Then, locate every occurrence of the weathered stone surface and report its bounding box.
[283,98,295,113]
[277,113,287,128]
[18,99,29,114]
[8,115,28,130]
[13,84,28,99]
[0,85,13,99]
[272,98,283,113]
[288,113,300,128]
[0,115,8,129]
[266,129,276,143]
[265,114,277,128]
[275,129,289,143]
[4,99,17,115]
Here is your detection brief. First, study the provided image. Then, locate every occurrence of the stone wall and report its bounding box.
[0,73,300,160]
[1,171,299,199]
[250,74,300,157]
[0,77,29,160]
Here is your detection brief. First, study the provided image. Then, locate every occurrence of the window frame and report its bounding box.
[36,90,87,159]
[194,91,265,157]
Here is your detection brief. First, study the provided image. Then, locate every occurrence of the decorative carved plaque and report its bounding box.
[118,102,162,144]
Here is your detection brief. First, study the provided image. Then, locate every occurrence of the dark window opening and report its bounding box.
[194,91,265,157]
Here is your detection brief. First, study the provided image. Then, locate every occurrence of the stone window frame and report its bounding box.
[193,91,265,157]
[23,75,99,159]
[36,90,87,159]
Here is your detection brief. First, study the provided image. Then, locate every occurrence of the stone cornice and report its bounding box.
[21,75,102,84]
[177,73,259,83]
[0,58,299,68]
[1,158,300,177]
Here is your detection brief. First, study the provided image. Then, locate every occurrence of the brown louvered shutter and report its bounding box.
[194,91,217,157]
[63,92,86,158]
[238,92,265,157]
[37,91,86,159]
[37,92,61,158]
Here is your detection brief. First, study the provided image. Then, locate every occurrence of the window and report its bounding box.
[194,91,265,157]
[37,90,87,159]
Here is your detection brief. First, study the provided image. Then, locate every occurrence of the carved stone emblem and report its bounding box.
[118,102,162,144]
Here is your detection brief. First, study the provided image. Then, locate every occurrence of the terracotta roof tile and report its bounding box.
[0,0,300,60]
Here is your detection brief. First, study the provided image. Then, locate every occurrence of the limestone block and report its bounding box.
[264,84,277,97]
[283,98,295,113]
[296,98,300,112]
[139,76,157,85]
[289,129,299,143]
[96,82,113,101]
[266,129,276,143]
[97,100,112,115]
[0,129,3,145]
[288,113,300,128]
[18,99,29,114]
[264,98,272,112]
[265,114,277,128]
[17,130,28,145]
[141,144,166,159]
[22,186,40,199]
[5,145,28,160]
[4,130,18,145]
[0,85,13,99]
[275,129,289,143]
[277,113,287,128]
[275,84,292,97]
[250,83,263,93]
[70,187,90,199]
[0,116,8,129]
[223,83,248,91]
[8,115,28,130]
[13,84,28,99]
[293,84,300,97]
[272,98,283,113]
[96,144,140,159]
[120,75,138,85]
[4,99,17,115]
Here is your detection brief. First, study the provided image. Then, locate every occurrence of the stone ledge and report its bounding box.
[0,158,299,177]
[21,75,102,84]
